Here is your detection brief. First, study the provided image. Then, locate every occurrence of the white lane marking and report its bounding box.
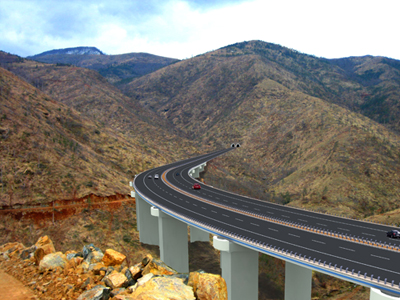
[251,223,260,227]
[371,254,390,261]
[193,204,197,207]
[362,232,376,237]
[254,208,260,211]
[317,223,327,226]
[211,210,217,214]
[337,227,350,231]
[282,215,290,218]
[202,207,207,210]
[216,197,220,200]
[268,228,278,232]
[298,219,308,222]
[235,218,243,222]
[339,247,355,252]
[288,233,300,238]
[232,202,237,205]
[243,205,248,208]
[312,240,326,244]
[267,212,274,214]
[222,214,230,218]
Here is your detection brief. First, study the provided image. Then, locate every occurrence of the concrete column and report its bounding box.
[151,207,189,273]
[213,236,258,300]
[190,226,210,243]
[284,261,312,300]
[135,194,159,246]
[370,288,400,299]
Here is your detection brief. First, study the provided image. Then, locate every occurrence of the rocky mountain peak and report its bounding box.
[30,46,104,57]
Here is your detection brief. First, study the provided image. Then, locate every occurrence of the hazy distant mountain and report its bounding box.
[30,46,105,57]
[27,47,179,84]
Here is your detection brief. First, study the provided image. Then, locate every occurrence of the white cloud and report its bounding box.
[0,0,399,60]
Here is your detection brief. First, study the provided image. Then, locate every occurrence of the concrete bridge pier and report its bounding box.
[284,261,312,300]
[135,194,159,246]
[190,226,210,242]
[213,236,258,300]
[370,288,400,299]
[151,207,189,273]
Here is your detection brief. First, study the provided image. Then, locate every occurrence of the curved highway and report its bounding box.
[133,148,400,296]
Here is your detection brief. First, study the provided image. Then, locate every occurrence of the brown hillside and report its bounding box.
[125,41,400,218]
[0,66,196,206]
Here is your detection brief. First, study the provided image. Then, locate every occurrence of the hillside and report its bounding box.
[124,40,400,218]
[27,47,179,84]
[0,63,198,206]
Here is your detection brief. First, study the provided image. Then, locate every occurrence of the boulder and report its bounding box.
[20,245,37,260]
[103,271,128,289]
[35,235,55,255]
[85,250,104,264]
[128,264,142,281]
[188,271,227,300]
[77,284,111,300]
[34,247,45,266]
[141,254,153,267]
[142,258,177,276]
[130,277,195,300]
[39,252,68,271]
[101,249,126,266]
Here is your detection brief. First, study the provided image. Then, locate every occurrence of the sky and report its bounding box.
[1,0,399,60]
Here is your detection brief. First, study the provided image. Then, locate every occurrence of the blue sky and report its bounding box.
[1,0,399,60]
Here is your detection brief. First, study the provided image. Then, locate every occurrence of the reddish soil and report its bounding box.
[0,194,133,227]
[0,270,37,300]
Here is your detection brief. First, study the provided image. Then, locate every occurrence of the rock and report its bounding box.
[83,244,101,260]
[141,254,153,267]
[188,271,227,300]
[0,242,25,254]
[85,250,104,264]
[39,252,68,271]
[137,273,154,287]
[34,247,45,266]
[20,245,37,260]
[128,264,142,281]
[110,288,126,297]
[77,284,111,300]
[101,249,126,267]
[35,236,56,255]
[90,262,107,275]
[130,277,195,300]
[142,258,177,276]
[103,271,128,289]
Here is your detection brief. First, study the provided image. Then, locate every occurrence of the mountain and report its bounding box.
[31,46,104,56]
[0,52,199,206]
[123,40,400,218]
[27,48,179,84]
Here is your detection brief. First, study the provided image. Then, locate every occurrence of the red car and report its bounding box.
[192,183,201,190]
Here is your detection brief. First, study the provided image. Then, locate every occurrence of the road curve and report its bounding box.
[133,148,400,296]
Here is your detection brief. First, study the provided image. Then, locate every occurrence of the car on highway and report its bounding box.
[387,230,400,238]
[154,174,159,179]
[147,175,152,179]
[192,183,201,190]
[176,172,180,176]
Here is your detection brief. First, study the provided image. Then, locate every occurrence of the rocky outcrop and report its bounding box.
[188,271,228,300]
[35,235,56,255]
[0,237,227,300]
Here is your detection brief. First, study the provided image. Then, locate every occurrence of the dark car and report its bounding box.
[387,230,400,238]
[176,172,180,176]
[192,183,201,190]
